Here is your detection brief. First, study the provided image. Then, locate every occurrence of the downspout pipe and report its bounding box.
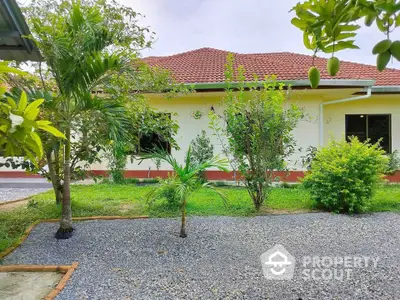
[319,87,372,146]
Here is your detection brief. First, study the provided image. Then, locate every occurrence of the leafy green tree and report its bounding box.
[0,64,64,164]
[4,0,186,208]
[5,84,128,203]
[291,0,400,87]
[141,147,228,238]
[9,64,180,201]
[189,130,214,181]
[22,0,153,239]
[210,54,302,210]
[0,91,65,162]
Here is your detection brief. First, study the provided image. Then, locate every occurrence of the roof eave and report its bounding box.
[0,0,42,62]
[189,79,376,90]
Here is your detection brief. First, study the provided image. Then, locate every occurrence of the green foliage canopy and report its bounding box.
[0,64,64,164]
[291,0,400,87]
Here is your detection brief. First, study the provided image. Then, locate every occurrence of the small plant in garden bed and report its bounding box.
[385,150,400,175]
[211,181,232,187]
[141,146,228,237]
[99,178,159,185]
[210,181,245,188]
[189,130,214,182]
[300,146,318,170]
[148,176,181,209]
[137,178,160,185]
[279,182,301,189]
[123,178,140,184]
[303,137,388,213]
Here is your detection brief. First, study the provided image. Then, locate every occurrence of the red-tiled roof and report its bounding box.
[143,47,400,86]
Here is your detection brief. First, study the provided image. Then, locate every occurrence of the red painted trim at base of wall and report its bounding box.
[0,171,42,178]
[385,172,400,182]
[90,170,305,182]
[2,170,400,182]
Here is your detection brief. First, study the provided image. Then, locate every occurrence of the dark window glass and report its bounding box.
[137,113,171,154]
[139,132,171,154]
[345,115,367,142]
[345,114,391,153]
[368,115,390,153]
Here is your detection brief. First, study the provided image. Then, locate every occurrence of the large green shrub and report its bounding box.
[303,137,388,213]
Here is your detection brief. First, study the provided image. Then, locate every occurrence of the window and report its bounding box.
[136,113,172,154]
[138,132,171,154]
[345,114,391,153]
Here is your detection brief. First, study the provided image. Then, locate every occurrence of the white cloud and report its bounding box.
[124,0,400,68]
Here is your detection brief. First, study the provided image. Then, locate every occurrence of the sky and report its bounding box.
[125,0,400,68]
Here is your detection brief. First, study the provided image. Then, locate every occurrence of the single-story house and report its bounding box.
[3,47,400,181]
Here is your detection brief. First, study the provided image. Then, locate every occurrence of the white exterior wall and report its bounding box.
[289,97,320,170]
[90,93,228,172]
[323,95,400,152]
[90,91,326,172]
[3,89,399,175]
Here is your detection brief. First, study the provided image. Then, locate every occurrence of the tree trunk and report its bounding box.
[55,127,74,239]
[179,199,187,238]
[254,183,265,211]
[46,150,63,205]
[249,183,263,211]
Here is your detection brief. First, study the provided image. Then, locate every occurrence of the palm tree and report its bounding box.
[27,1,133,238]
[142,147,229,238]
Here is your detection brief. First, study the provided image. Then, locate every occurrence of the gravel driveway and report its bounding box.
[3,213,400,300]
[0,178,51,203]
[0,188,50,203]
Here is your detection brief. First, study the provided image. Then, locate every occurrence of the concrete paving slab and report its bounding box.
[0,272,62,300]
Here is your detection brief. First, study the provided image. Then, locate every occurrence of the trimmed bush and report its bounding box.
[303,137,388,213]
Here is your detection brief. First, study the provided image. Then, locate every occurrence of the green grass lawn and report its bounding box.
[0,183,399,254]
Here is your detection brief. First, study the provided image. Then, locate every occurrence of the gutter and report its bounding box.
[190,79,376,90]
[366,86,400,93]
[319,86,373,146]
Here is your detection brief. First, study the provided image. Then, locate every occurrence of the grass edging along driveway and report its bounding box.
[0,262,79,300]
[0,183,399,255]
